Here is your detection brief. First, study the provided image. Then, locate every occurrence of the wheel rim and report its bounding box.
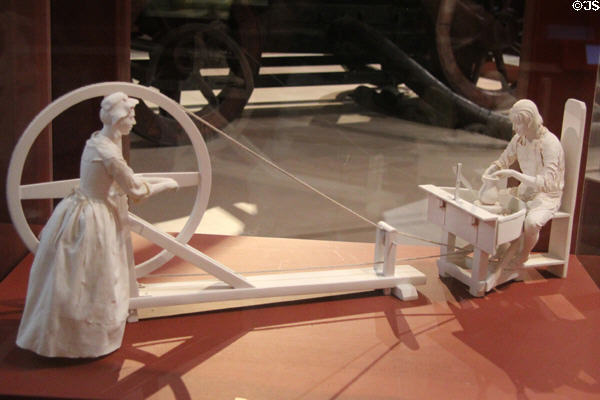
[133,23,255,145]
[6,82,212,274]
[436,0,521,110]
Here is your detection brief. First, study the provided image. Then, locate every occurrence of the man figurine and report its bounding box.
[483,99,565,268]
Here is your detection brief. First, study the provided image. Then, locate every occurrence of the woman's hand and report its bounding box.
[156,178,178,192]
[146,177,178,195]
[162,178,178,192]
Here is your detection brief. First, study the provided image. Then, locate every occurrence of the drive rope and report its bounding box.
[185,110,469,251]
[141,247,470,280]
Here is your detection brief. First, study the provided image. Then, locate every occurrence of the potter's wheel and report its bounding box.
[474,200,504,214]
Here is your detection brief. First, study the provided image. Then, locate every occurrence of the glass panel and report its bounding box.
[128,0,522,251]
[576,63,600,255]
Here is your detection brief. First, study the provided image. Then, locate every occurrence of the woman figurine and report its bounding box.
[16,92,178,358]
[483,99,564,268]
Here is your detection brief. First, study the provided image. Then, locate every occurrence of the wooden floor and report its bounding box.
[1,234,599,400]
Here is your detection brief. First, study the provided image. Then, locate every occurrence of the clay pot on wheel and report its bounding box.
[479,175,501,205]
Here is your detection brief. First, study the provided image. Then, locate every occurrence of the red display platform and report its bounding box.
[1,234,599,399]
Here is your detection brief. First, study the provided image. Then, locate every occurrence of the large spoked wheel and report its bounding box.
[133,22,255,146]
[6,82,212,277]
[436,0,522,110]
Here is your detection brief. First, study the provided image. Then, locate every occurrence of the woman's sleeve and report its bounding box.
[103,156,150,201]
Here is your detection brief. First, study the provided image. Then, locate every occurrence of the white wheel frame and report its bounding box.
[6,82,212,277]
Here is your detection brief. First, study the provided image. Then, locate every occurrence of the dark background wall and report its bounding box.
[0,1,52,281]
[0,0,131,280]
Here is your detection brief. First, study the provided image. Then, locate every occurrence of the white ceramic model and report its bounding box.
[421,99,585,296]
[486,99,565,268]
[420,184,526,295]
[478,174,501,205]
[7,83,213,278]
[15,92,180,358]
[9,82,427,343]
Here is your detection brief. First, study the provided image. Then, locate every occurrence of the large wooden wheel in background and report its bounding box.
[436,0,522,110]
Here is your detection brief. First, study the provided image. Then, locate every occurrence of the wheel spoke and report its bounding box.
[19,172,201,200]
[138,171,201,188]
[493,50,510,89]
[20,179,80,200]
[451,35,479,50]
[470,54,486,83]
[456,0,495,26]
[128,213,252,288]
[192,31,208,69]
[191,72,219,106]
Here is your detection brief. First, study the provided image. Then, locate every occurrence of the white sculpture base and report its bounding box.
[133,266,425,311]
[8,82,427,329]
[125,217,426,319]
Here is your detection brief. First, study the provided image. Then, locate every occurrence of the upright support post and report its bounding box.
[547,98,586,278]
[376,221,397,278]
[469,248,488,297]
[438,231,456,278]
[376,221,418,300]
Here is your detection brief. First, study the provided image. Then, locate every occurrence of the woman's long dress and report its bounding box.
[16,132,150,358]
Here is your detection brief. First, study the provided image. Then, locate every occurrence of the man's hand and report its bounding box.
[491,169,517,179]
[482,164,499,179]
[492,169,536,186]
